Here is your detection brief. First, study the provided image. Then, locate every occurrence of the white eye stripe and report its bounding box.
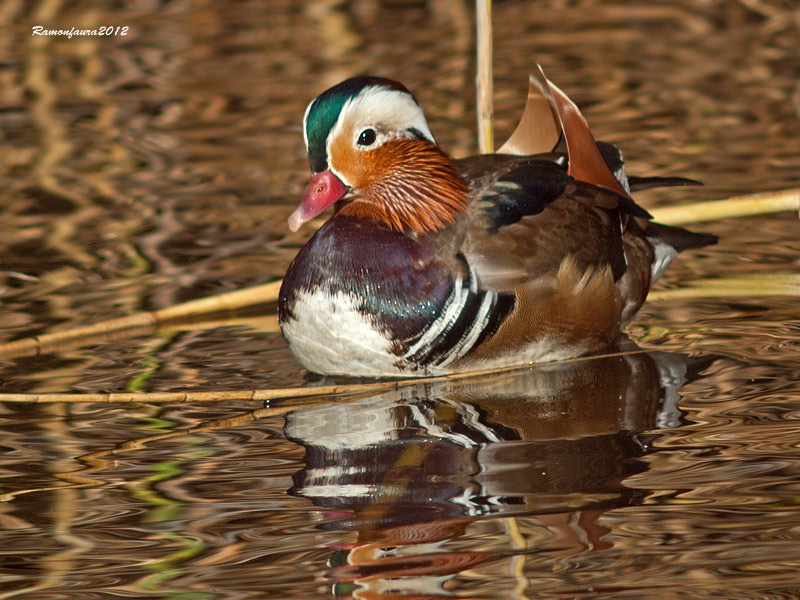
[332,86,436,149]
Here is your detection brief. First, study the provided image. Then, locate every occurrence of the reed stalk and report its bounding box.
[0,349,649,403]
[647,273,800,302]
[475,0,493,153]
[651,188,799,224]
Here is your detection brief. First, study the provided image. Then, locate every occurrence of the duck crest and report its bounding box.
[337,139,469,233]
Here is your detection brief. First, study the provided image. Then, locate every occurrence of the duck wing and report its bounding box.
[456,154,647,292]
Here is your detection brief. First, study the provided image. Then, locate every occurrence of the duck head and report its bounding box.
[288,77,469,233]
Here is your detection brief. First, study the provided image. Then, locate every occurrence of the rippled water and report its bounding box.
[1,0,799,598]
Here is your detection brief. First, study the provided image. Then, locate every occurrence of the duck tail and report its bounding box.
[646,221,718,252]
[645,221,718,282]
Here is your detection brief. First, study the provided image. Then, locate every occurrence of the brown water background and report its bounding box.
[1,1,799,598]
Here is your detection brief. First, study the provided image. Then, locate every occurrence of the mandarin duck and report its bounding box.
[278,71,716,377]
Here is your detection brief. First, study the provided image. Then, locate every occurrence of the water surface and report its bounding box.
[1,1,799,598]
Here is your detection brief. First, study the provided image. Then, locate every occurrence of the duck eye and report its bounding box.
[357,128,377,146]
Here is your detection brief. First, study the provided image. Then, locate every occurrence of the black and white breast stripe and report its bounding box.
[402,255,514,368]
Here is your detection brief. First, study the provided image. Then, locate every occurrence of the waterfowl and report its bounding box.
[278,71,716,377]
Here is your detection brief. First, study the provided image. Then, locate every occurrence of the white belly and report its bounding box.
[280,289,413,377]
[281,290,600,378]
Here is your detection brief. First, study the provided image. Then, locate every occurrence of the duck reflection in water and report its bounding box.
[284,346,712,598]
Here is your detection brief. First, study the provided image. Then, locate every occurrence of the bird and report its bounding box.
[278,73,716,378]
